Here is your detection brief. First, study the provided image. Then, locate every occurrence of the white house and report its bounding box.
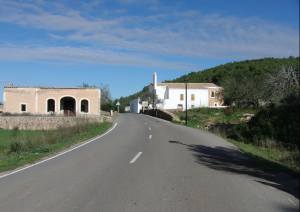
[130,98,142,113]
[149,72,223,111]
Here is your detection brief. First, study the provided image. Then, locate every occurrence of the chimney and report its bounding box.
[153,72,157,90]
[9,83,13,86]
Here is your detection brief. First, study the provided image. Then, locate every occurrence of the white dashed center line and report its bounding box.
[145,123,147,125]
[130,152,142,163]
[149,135,152,139]
[149,127,151,130]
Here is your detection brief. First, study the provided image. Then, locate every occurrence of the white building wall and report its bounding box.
[157,89,208,110]
[130,99,142,113]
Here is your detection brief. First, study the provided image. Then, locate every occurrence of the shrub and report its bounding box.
[20,112,31,116]
[227,102,299,149]
[11,127,19,137]
[224,107,234,116]
[9,141,25,154]
[28,145,51,153]
[2,112,12,116]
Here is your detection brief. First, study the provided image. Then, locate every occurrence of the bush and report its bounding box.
[2,112,12,116]
[9,141,25,154]
[28,145,51,153]
[224,107,234,116]
[227,102,299,149]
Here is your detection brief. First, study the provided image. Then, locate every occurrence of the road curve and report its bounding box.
[0,113,298,212]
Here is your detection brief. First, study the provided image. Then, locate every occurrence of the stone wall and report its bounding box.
[141,108,181,122]
[0,116,103,130]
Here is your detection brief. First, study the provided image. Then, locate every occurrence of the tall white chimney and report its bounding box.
[153,72,157,90]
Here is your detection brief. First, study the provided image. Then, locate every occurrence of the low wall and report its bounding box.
[0,116,103,130]
[141,109,181,122]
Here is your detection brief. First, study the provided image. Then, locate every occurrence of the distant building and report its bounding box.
[130,98,142,113]
[125,106,130,113]
[149,72,223,110]
[3,85,101,116]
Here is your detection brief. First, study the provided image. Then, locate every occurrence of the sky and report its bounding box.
[0,0,299,103]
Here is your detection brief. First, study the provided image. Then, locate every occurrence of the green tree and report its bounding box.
[217,73,268,107]
[77,82,112,105]
[140,91,164,109]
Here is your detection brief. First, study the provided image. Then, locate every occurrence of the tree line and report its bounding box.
[111,56,299,112]
[163,56,299,86]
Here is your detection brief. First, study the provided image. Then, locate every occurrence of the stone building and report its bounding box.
[3,86,101,116]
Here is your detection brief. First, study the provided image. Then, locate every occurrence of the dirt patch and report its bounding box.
[103,116,115,122]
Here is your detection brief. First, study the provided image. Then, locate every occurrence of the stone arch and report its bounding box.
[60,96,76,116]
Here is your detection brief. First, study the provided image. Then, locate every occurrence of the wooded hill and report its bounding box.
[163,56,299,86]
[110,56,299,112]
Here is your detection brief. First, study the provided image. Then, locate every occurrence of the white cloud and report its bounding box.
[0,46,200,70]
[0,0,298,65]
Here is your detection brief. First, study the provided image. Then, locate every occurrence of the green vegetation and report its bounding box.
[77,82,115,112]
[169,58,300,176]
[112,56,300,176]
[173,107,258,126]
[0,121,113,173]
[163,56,299,85]
[171,107,299,176]
[110,86,149,113]
[113,56,299,112]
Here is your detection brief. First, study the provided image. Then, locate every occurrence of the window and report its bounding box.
[192,105,194,108]
[21,104,26,112]
[81,100,89,113]
[47,99,55,112]
[214,103,218,106]
[191,94,195,101]
[211,91,215,98]
[180,94,184,101]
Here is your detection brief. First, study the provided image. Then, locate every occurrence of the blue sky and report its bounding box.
[0,0,299,102]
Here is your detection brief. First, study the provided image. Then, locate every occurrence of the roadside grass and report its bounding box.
[0,121,113,173]
[228,139,299,177]
[171,107,299,177]
[173,107,259,126]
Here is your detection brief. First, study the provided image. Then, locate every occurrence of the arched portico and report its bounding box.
[60,96,76,116]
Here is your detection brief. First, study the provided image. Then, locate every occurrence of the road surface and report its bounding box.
[0,113,298,212]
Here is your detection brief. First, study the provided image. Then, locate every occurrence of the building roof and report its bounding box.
[157,83,220,89]
[4,86,100,90]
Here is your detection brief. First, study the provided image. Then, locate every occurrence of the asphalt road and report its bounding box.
[0,113,298,212]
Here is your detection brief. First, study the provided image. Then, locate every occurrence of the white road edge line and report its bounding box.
[149,127,151,130]
[130,152,142,164]
[288,198,297,205]
[149,135,152,139]
[0,123,118,179]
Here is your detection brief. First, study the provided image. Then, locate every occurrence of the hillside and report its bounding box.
[112,56,299,112]
[163,56,299,85]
